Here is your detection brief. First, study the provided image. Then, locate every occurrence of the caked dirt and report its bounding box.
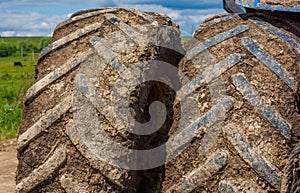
[0,138,17,193]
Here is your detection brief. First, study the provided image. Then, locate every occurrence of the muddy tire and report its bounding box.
[16,8,183,193]
[163,14,300,192]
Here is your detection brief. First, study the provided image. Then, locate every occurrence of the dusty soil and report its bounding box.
[0,138,17,193]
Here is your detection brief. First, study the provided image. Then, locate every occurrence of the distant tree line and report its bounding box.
[0,43,16,57]
[0,38,51,57]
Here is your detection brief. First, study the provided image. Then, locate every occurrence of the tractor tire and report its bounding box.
[163,14,300,193]
[16,8,184,193]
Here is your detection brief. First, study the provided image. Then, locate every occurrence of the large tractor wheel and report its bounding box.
[163,14,300,192]
[16,8,184,193]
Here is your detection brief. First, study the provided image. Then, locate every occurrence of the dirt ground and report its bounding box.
[0,138,17,193]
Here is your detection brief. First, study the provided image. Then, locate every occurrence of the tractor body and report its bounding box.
[224,0,300,21]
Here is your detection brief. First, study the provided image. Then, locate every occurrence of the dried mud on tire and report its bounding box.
[17,8,300,193]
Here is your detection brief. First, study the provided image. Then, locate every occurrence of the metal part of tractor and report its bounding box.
[224,0,300,21]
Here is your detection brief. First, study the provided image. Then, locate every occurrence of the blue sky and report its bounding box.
[0,0,225,37]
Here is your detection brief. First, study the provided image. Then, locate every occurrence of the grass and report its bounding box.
[0,59,36,141]
[0,37,45,141]
[181,36,192,43]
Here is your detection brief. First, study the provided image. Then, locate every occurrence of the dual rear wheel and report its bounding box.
[17,8,300,193]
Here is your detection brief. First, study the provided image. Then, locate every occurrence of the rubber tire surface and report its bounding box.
[16,8,183,193]
[163,14,300,193]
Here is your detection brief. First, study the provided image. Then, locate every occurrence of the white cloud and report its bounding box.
[0,11,68,36]
[1,31,17,37]
[117,4,225,36]
[41,22,48,27]
[0,0,112,7]
[0,1,226,37]
[112,0,221,7]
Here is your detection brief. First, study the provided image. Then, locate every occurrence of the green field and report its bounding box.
[0,36,51,49]
[0,37,51,141]
[181,36,192,42]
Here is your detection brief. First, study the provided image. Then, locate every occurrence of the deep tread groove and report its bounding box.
[75,73,130,139]
[177,53,241,100]
[223,124,282,190]
[232,73,291,140]
[65,120,127,188]
[241,37,297,90]
[105,14,150,46]
[25,51,93,103]
[249,18,300,53]
[171,98,234,152]
[90,37,124,70]
[186,25,249,60]
[166,151,228,193]
[16,147,67,193]
[40,22,104,58]
[18,97,72,150]
[195,14,239,34]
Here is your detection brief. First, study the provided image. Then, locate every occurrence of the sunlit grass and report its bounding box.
[0,68,35,140]
[0,43,37,141]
